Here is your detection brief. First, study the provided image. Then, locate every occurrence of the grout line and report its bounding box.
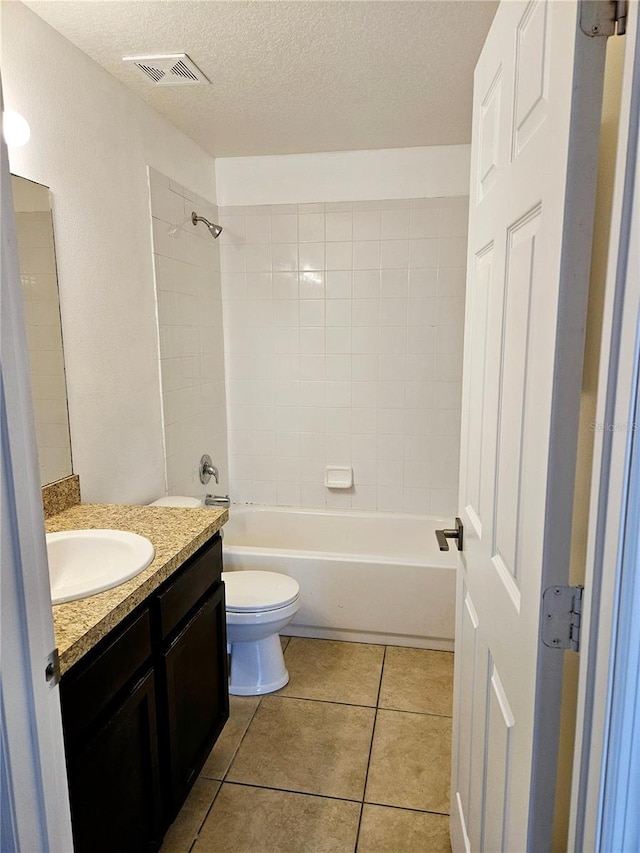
[221,778,364,805]
[189,698,265,849]
[354,802,364,853]
[266,693,379,710]
[375,645,387,708]
[220,696,264,784]
[213,779,452,819]
[354,644,388,851]
[375,706,453,720]
[187,779,224,853]
[362,799,451,818]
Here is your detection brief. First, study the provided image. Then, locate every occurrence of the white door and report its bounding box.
[451,2,610,850]
[0,87,73,848]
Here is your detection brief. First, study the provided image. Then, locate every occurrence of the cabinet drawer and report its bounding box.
[156,535,222,641]
[61,607,152,743]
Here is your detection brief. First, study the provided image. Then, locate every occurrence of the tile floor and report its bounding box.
[161,638,453,853]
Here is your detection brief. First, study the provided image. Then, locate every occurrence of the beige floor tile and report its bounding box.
[280,635,291,652]
[160,778,220,853]
[357,804,451,853]
[200,695,261,781]
[227,696,375,800]
[365,710,451,813]
[194,783,360,853]
[379,647,454,716]
[278,638,385,706]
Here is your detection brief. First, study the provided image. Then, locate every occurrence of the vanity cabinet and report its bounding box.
[60,533,228,852]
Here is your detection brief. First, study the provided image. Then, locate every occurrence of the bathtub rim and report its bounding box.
[223,503,458,569]
[223,543,456,570]
[226,502,456,526]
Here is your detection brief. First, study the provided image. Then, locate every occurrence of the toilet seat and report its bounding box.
[222,570,299,612]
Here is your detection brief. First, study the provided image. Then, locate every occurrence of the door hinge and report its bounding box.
[542,586,584,653]
[580,0,627,37]
[45,648,61,686]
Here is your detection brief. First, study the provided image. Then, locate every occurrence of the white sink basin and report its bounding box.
[46,529,155,605]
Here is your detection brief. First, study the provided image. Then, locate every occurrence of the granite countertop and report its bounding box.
[46,503,228,675]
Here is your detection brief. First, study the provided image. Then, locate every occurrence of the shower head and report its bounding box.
[192,211,223,238]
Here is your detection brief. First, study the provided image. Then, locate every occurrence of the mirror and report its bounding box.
[12,175,73,486]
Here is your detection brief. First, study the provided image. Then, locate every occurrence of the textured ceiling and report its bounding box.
[24,0,498,158]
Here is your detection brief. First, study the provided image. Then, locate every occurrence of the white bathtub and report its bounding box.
[222,505,457,651]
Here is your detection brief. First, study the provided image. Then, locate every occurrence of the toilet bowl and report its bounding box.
[222,570,300,696]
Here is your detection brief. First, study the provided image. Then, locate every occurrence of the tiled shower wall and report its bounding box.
[219,197,467,516]
[148,168,229,498]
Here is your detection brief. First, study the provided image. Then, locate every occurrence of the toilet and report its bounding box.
[149,497,300,696]
[222,570,300,696]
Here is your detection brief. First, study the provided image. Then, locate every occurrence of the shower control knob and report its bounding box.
[199,454,219,485]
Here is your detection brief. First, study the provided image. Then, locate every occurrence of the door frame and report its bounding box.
[569,2,640,848]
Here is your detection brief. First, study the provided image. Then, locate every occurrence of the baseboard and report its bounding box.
[281,624,455,652]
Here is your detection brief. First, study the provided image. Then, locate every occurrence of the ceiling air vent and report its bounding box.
[122,54,209,86]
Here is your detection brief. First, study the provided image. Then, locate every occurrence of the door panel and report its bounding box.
[512,0,551,157]
[456,591,479,822]
[479,70,502,200]
[464,245,494,536]
[494,207,541,590]
[451,1,607,849]
[484,661,515,852]
[452,579,490,853]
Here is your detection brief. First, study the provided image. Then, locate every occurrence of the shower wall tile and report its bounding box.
[16,212,72,486]
[220,197,468,518]
[149,167,228,499]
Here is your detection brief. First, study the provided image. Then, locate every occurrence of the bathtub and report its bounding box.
[222,505,457,651]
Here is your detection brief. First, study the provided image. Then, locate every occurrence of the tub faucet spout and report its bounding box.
[205,494,230,508]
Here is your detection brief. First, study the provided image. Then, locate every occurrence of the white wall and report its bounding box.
[3,1,217,503]
[215,145,471,207]
[149,168,229,498]
[219,195,467,516]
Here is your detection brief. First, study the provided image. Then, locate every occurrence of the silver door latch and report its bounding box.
[435,517,464,551]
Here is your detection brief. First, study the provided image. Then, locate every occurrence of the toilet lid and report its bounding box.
[222,571,299,612]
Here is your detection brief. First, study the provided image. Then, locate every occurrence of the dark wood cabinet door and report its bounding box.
[66,669,162,853]
[160,582,229,818]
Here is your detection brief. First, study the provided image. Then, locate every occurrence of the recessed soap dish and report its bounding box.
[325,466,353,489]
